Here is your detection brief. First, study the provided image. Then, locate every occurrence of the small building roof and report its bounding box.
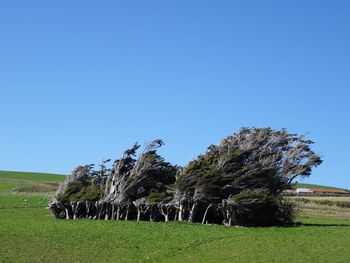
[296,188,312,193]
[310,188,349,194]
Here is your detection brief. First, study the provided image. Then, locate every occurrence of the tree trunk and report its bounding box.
[202,204,212,224]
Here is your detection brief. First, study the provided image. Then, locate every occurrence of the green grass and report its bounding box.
[292,182,347,190]
[0,208,350,262]
[0,171,66,182]
[0,192,51,209]
[0,171,64,209]
[1,171,350,262]
[0,171,65,193]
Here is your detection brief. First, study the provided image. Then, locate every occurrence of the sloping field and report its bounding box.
[1,171,350,262]
[0,171,65,193]
[0,171,65,209]
[0,171,66,182]
[292,182,347,190]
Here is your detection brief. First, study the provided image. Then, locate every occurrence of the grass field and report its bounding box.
[0,171,65,193]
[1,171,350,262]
[0,171,65,210]
[292,182,347,190]
[288,196,350,219]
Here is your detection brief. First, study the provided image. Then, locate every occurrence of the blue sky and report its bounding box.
[1,1,349,188]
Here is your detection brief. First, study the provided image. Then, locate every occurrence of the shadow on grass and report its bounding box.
[295,222,350,227]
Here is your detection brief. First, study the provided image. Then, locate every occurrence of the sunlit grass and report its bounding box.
[1,171,350,262]
[1,208,350,262]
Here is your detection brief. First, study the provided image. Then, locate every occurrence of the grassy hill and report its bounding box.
[0,171,65,193]
[0,171,65,209]
[1,171,350,262]
[292,182,347,190]
[3,170,346,192]
[0,171,66,182]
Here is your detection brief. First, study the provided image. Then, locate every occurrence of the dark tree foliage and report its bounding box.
[49,128,322,226]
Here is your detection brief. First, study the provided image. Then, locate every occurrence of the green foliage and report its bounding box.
[57,184,102,202]
[176,147,224,199]
[232,189,276,203]
[147,192,167,202]
[106,143,177,203]
[177,127,322,204]
[231,189,295,226]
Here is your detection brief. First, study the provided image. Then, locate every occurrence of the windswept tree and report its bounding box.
[49,127,322,226]
[102,140,177,221]
[175,127,322,225]
[50,140,178,221]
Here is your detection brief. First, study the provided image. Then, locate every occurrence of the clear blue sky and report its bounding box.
[1,1,349,188]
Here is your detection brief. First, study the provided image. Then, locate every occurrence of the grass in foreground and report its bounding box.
[0,208,350,263]
[1,172,350,262]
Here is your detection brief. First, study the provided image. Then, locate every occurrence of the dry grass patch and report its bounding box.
[288,196,350,219]
[13,182,59,193]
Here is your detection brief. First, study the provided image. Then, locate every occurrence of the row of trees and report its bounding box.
[49,127,322,226]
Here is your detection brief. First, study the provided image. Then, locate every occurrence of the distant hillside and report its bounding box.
[0,171,66,181]
[0,171,66,193]
[1,171,347,192]
[292,182,347,191]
